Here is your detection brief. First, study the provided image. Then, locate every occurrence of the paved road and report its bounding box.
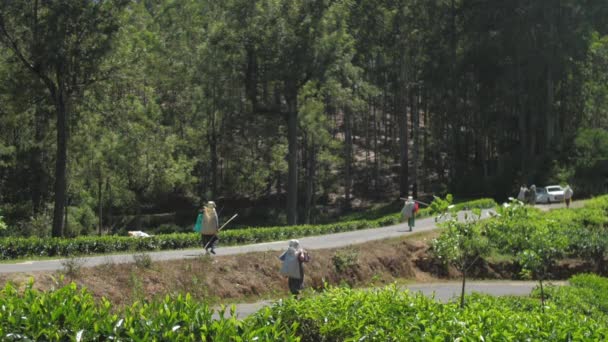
[0,201,578,274]
[1,210,494,274]
[217,280,565,319]
[1,203,575,321]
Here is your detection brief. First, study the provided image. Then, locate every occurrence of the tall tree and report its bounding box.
[0,0,127,236]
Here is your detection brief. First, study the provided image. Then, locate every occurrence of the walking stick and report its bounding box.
[203,213,238,250]
[400,198,430,207]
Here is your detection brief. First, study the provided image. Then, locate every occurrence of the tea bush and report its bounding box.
[0,281,298,341]
[483,195,608,271]
[0,198,497,260]
[255,279,608,341]
[3,275,608,340]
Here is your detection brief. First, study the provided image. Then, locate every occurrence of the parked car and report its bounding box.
[546,185,565,203]
[535,187,549,203]
[536,185,565,204]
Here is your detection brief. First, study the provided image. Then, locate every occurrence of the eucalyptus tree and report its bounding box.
[242,0,360,224]
[582,33,608,129]
[0,0,128,237]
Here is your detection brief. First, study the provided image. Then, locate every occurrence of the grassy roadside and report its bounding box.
[0,230,443,308]
[0,198,497,261]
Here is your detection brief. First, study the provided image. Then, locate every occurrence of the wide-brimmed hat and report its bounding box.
[204,201,216,208]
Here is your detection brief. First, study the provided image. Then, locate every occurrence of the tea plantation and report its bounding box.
[0,198,497,260]
[1,274,607,340]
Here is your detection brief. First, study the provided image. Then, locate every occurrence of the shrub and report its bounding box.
[0,282,299,340]
[332,248,359,273]
[133,253,153,269]
[254,281,608,341]
[0,197,499,260]
[61,256,85,279]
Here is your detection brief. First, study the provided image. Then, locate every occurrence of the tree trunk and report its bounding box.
[304,142,316,224]
[373,95,379,195]
[64,196,69,236]
[422,90,429,194]
[545,68,555,148]
[398,90,409,198]
[344,107,353,209]
[460,267,466,308]
[107,178,114,234]
[31,106,47,214]
[286,89,298,225]
[208,88,219,199]
[517,62,529,183]
[539,277,545,313]
[98,166,103,236]
[412,88,420,198]
[51,87,67,238]
[209,129,218,199]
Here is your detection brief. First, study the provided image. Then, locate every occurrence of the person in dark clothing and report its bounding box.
[528,185,537,205]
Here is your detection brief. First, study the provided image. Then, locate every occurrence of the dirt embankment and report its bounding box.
[0,232,596,307]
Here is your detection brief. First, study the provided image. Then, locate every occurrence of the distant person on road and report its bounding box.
[279,239,310,297]
[528,185,537,205]
[517,186,527,202]
[401,196,418,232]
[564,185,574,208]
[201,201,219,254]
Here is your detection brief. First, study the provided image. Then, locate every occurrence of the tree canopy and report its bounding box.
[1,0,607,236]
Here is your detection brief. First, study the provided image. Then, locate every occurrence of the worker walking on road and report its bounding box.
[201,201,219,254]
[279,239,310,297]
[564,185,574,208]
[401,196,418,232]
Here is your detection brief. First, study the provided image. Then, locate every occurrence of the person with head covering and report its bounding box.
[564,185,574,208]
[401,196,417,232]
[528,185,537,205]
[279,239,310,296]
[517,186,527,202]
[200,201,219,254]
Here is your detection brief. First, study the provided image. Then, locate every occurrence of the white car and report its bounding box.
[537,185,564,204]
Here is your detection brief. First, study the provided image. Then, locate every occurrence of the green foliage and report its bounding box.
[582,32,608,129]
[61,257,85,279]
[4,276,608,340]
[571,128,608,196]
[564,203,608,273]
[539,274,608,322]
[253,281,608,341]
[485,199,542,255]
[430,195,491,307]
[0,282,299,341]
[332,248,359,273]
[133,253,153,269]
[15,208,53,238]
[486,195,608,274]
[429,193,454,216]
[516,219,568,281]
[0,212,6,231]
[0,198,496,260]
[0,0,607,238]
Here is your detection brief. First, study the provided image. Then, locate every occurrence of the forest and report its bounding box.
[1,0,607,237]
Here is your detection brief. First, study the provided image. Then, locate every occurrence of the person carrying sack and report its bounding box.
[564,185,574,208]
[200,201,219,254]
[401,196,417,232]
[279,239,310,297]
